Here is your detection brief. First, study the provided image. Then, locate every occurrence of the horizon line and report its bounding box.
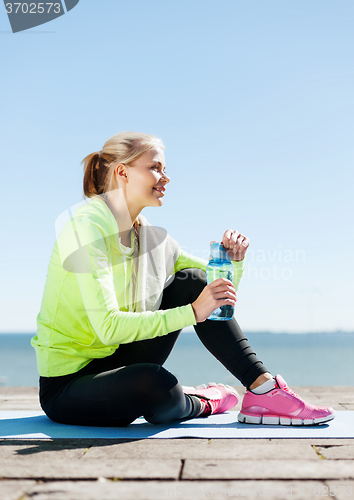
[1,330,354,336]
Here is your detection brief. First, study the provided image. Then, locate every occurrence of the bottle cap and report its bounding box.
[210,242,232,262]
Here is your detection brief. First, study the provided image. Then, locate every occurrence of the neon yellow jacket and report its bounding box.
[31,197,245,377]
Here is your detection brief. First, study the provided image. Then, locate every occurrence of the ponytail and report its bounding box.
[82,152,101,198]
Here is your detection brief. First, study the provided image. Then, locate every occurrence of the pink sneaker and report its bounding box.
[238,375,336,426]
[182,382,239,415]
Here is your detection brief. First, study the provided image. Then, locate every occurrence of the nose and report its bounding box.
[161,173,170,184]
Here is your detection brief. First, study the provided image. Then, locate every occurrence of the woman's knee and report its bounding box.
[162,268,207,307]
[176,268,207,286]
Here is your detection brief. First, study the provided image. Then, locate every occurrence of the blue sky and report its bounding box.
[1,0,353,333]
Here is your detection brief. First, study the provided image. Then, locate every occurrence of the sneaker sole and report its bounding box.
[237,411,336,426]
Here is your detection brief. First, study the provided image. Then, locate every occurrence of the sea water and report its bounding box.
[0,331,353,387]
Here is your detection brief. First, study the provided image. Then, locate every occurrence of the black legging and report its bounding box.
[39,268,269,427]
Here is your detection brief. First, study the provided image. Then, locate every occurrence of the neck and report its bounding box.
[104,189,140,236]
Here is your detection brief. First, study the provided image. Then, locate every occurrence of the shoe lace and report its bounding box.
[282,384,304,402]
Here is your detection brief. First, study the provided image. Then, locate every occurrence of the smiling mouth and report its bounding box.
[153,188,165,194]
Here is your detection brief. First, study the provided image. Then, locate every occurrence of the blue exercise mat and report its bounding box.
[0,411,353,439]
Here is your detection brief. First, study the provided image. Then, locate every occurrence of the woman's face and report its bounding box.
[121,149,170,211]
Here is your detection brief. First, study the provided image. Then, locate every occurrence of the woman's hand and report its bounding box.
[220,229,249,262]
[191,278,237,323]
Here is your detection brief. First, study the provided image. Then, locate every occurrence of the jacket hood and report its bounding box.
[56,195,172,275]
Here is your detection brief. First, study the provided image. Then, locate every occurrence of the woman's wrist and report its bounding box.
[191,303,197,322]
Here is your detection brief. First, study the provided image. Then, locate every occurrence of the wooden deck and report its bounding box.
[1,386,354,500]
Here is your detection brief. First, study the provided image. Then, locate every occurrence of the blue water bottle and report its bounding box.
[206,242,234,320]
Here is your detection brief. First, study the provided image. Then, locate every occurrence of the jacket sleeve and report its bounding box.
[172,248,246,292]
[59,216,196,346]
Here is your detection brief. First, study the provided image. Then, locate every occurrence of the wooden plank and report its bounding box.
[182,459,354,480]
[22,480,332,500]
[0,458,181,480]
[83,438,318,460]
[0,480,36,500]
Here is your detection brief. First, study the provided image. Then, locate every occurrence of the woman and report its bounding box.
[31,131,335,427]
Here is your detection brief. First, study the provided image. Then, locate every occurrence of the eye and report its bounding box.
[151,165,167,176]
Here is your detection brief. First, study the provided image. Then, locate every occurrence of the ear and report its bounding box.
[114,163,129,183]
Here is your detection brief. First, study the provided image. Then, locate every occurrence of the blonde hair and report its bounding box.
[82,131,165,201]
